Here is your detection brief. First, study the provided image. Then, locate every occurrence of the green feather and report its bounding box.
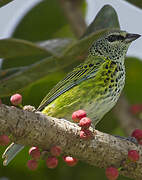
[37,56,105,111]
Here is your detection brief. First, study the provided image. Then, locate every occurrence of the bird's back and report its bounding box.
[40,56,125,125]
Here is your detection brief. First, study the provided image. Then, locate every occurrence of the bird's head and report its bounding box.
[90,30,141,62]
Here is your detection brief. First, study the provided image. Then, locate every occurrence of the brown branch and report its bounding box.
[113,95,142,135]
[58,0,87,37]
[0,104,142,179]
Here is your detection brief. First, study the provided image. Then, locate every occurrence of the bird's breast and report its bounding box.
[42,61,125,125]
[87,61,125,123]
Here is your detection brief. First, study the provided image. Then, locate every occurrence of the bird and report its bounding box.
[2,30,141,166]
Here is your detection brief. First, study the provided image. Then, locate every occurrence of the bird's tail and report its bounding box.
[2,143,24,166]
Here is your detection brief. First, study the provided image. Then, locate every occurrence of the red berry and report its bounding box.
[50,145,62,157]
[79,117,91,129]
[46,156,58,169]
[80,129,92,140]
[63,156,78,166]
[130,104,142,114]
[72,110,87,123]
[128,150,139,162]
[131,129,142,144]
[10,94,22,106]
[27,159,38,170]
[0,135,10,146]
[105,167,119,180]
[29,147,40,160]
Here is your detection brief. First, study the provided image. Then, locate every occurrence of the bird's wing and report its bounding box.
[37,56,106,111]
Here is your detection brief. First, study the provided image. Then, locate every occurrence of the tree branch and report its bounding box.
[58,0,87,37]
[0,104,142,179]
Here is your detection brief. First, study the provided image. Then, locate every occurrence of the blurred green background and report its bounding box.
[0,0,142,179]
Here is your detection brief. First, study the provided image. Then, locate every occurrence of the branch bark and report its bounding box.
[0,104,142,180]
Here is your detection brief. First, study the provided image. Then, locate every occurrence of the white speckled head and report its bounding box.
[90,30,141,62]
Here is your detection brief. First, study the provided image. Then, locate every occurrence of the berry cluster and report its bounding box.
[105,148,140,180]
[1,94,78,170]
[27,145,78,170]
[72,110,92,140]
[105,128,141,180]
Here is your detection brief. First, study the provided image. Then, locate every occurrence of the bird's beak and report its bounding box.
[125,33,141,43]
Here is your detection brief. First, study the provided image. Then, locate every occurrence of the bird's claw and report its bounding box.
[114,135,138,146]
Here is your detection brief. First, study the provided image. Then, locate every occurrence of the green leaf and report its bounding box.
[124,57,142,103]
[124,0,142,9]
[38,38,74,56]
[12,0,75,42]
[82,5,120,38]
[0,67,26,80]
[0,0,13,7]
[1,38,74,69]
[0,38,52,59]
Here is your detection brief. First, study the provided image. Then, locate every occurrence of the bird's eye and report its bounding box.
[107,35,125,42]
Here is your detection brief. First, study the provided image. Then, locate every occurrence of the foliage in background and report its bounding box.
[0,1,142,180]
[0,0,13,7]
[124,0,142,9]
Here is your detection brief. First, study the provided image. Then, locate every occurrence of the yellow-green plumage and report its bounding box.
[38,30,140,125]
[2,30,141,165]
[41,57,119,125]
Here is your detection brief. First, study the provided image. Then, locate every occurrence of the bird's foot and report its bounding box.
[114,135,138,146]
[23,105,36,112]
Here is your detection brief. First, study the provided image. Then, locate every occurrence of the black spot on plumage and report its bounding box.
[119,66,122,71]
[115,68,118,73]
[95,49,103,56]
[104,88,107,92]
[105,65,108,69]
[89,64,93,67]
[78,65,83,68]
